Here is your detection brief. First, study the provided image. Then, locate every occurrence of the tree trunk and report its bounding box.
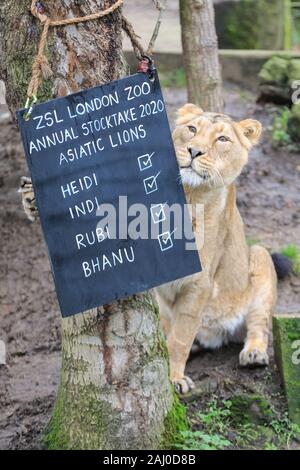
[0,0,181,449]
[179,0,223,112]
[273,314,300,426]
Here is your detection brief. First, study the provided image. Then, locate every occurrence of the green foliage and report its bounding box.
[222,1,260,49]
[234,423,260,447]
[271,105,300,149]
[287,103,300,143]
[197,399,232,434]
[264,442,279,450]
[220,1,286,50]
[270,414,300,449]
[271,108,292,146]
[280,244,300,275]
[179,395,300,450]
[159,69,186,88]
[175,430,231,451]
[174,398,233,450]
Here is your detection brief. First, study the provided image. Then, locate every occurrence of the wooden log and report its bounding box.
[273,314,300,425]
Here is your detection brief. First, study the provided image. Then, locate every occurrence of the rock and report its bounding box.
[258,56,295,105]
[288,59,300,85]
[273,314,300,425]
[0,107,12,125]
[182,377,219,402]
[259,56,288,86]
[227,430,237,442]
[230,393,274,425]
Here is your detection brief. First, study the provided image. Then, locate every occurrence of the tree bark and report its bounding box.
[0,0,179,449]
[273,314,300,426]
[179,0,223,112]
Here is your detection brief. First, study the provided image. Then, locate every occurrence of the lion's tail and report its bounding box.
[271,253,293,280]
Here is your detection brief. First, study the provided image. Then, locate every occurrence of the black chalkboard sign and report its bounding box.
[17,72,202,317]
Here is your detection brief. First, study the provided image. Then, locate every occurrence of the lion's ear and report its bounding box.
[237,119,262,147]
[176,103,203,126]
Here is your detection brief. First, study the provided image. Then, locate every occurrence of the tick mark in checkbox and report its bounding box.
[143,171,161,195]
[151,203,166,224]
[138,152,155,171]
[158,229,176,252]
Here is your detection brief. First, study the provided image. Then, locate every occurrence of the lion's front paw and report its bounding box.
[19,176,38,222]
[239,342,269,367]
[172,376,195,394]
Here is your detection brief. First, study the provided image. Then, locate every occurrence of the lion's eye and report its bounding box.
[188,126,197,134]
[218,135,229,142]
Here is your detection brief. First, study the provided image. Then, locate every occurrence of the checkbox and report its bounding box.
[158,231,174,252]
[143,171,160,195]
[151,204,166,224]
[138,152,155,171]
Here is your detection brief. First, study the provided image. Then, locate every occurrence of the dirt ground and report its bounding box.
[0,82,299,450]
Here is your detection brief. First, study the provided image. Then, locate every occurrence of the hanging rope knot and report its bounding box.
[36,54,53,80]
[137,56,156,80]
[25,0,165,118]
[137,57,150,74]
[36,2,46,14]
[31,1,48,23]
[25,0,124,117]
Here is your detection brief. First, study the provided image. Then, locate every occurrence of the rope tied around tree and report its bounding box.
[25,0,166,117]
[26,0,124,111]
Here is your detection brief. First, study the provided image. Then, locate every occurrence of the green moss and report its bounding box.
[288,59,300,84]
[43,381,114,450]
[259,56,300,128]
[147,328,169,364]
[160,393,189,449]
[43,385,70,450]
[9,51,53,107]
[131,292,159,315]
[259,56,290,86]
[129,293,169,364]
[230,394,274,425]
[280,244,300,275]
[3,2,55,113]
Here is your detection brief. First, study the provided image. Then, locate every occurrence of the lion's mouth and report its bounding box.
[180,165,210,181]
[179,163,192,169]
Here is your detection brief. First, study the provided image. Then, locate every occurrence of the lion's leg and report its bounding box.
[18,176,38,222]
[154,292,173,338]
[239,245,277,366]
[167,285,210,393]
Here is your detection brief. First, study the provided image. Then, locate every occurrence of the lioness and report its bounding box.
[20,103,278,395]
[155,104,277,393]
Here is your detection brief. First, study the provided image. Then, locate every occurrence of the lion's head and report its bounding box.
[173,103,262,189]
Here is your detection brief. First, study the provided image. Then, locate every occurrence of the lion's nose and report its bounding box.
[188,147,204,159]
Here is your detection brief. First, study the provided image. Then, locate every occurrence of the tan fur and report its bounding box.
[155,104,277,394]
